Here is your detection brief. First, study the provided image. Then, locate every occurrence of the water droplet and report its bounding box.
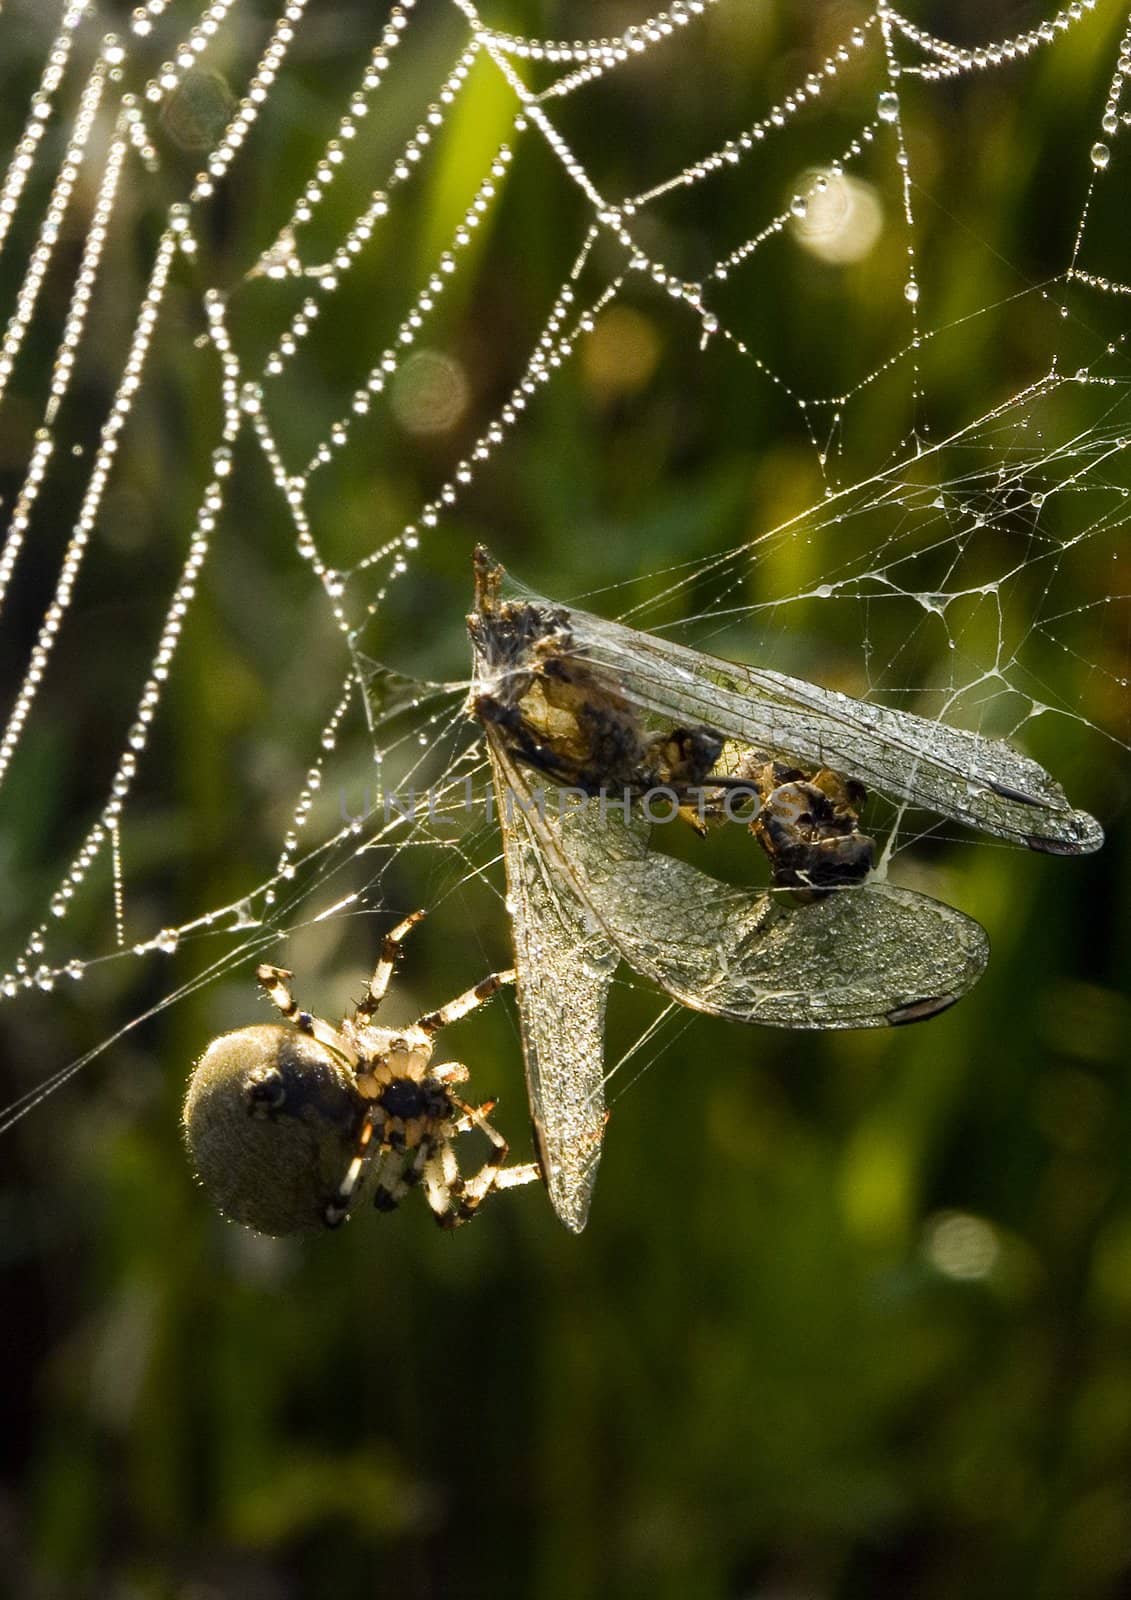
[1091,142,1111,170]
[229,899,260,929]
[161,68,236,152]
[904,279,920,304]
[789,194,808,219]
[877,91,900,123]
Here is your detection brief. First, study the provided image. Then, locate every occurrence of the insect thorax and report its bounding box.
[472,595,724,795]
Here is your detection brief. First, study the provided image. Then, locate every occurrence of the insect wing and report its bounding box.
[508,779,990,1028]
[584,848,990,1027]
[485,726,986,1032]
[566,607,1102,856]
[487,742,619,1233]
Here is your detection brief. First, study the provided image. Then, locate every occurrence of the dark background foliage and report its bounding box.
[1,3,1129,1597]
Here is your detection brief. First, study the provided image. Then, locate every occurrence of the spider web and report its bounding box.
[0,0,1127,1142]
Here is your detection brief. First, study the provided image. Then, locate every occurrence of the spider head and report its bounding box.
[183,1023,364,1234]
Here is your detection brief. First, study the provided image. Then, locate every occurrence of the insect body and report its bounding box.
[701,750,876,897]
[466,547,1101,1231]
[183,912,541,1234]
[469,579,723,796]
[569,597,1103,857]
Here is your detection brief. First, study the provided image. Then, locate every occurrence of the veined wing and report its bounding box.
[486,740,619,1233]
[486,716,987,1026]
[587,849,988,1028]
[566,607,1103,856]
[499,767,989,1030]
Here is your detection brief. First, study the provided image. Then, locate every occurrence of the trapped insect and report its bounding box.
[467,548,1101,1231]
[183,911,540,1235]
[725,755,877,896]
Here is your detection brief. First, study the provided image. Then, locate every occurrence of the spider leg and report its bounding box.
[322,1109,386,1226]
[449,1095,497,1133]
[355,909,427,1023]
[398,1138,433,1193]
[491,1162,544,1192]
[428,1098,542,1229]
[370,1142,424,1216]
[415,968,516,1035]
[421,1143,457,1222]
[431,1060,471,1086]
[257,964,355,1061]
[454,1094,542,1194]
[257,964,308,1024]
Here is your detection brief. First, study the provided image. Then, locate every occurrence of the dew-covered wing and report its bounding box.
[594,858,989,1028]
[567,607,1102,856]
[487,743,619,1233]
[532,793,989,1028]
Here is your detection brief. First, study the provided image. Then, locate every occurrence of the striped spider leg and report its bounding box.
[182,912,542,1235]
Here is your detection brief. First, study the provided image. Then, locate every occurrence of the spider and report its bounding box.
[182,911,542,1235]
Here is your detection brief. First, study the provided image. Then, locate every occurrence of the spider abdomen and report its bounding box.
[183,1024,363,1235]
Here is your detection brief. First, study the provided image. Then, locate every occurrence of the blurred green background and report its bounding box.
[1,2,1130,1597]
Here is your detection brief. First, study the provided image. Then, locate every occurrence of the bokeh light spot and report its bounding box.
[791,170,884,264]
[582,305,662,400]
[923,1211,1000,1280]
[391,350,470,436]
[160,69,236,152]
